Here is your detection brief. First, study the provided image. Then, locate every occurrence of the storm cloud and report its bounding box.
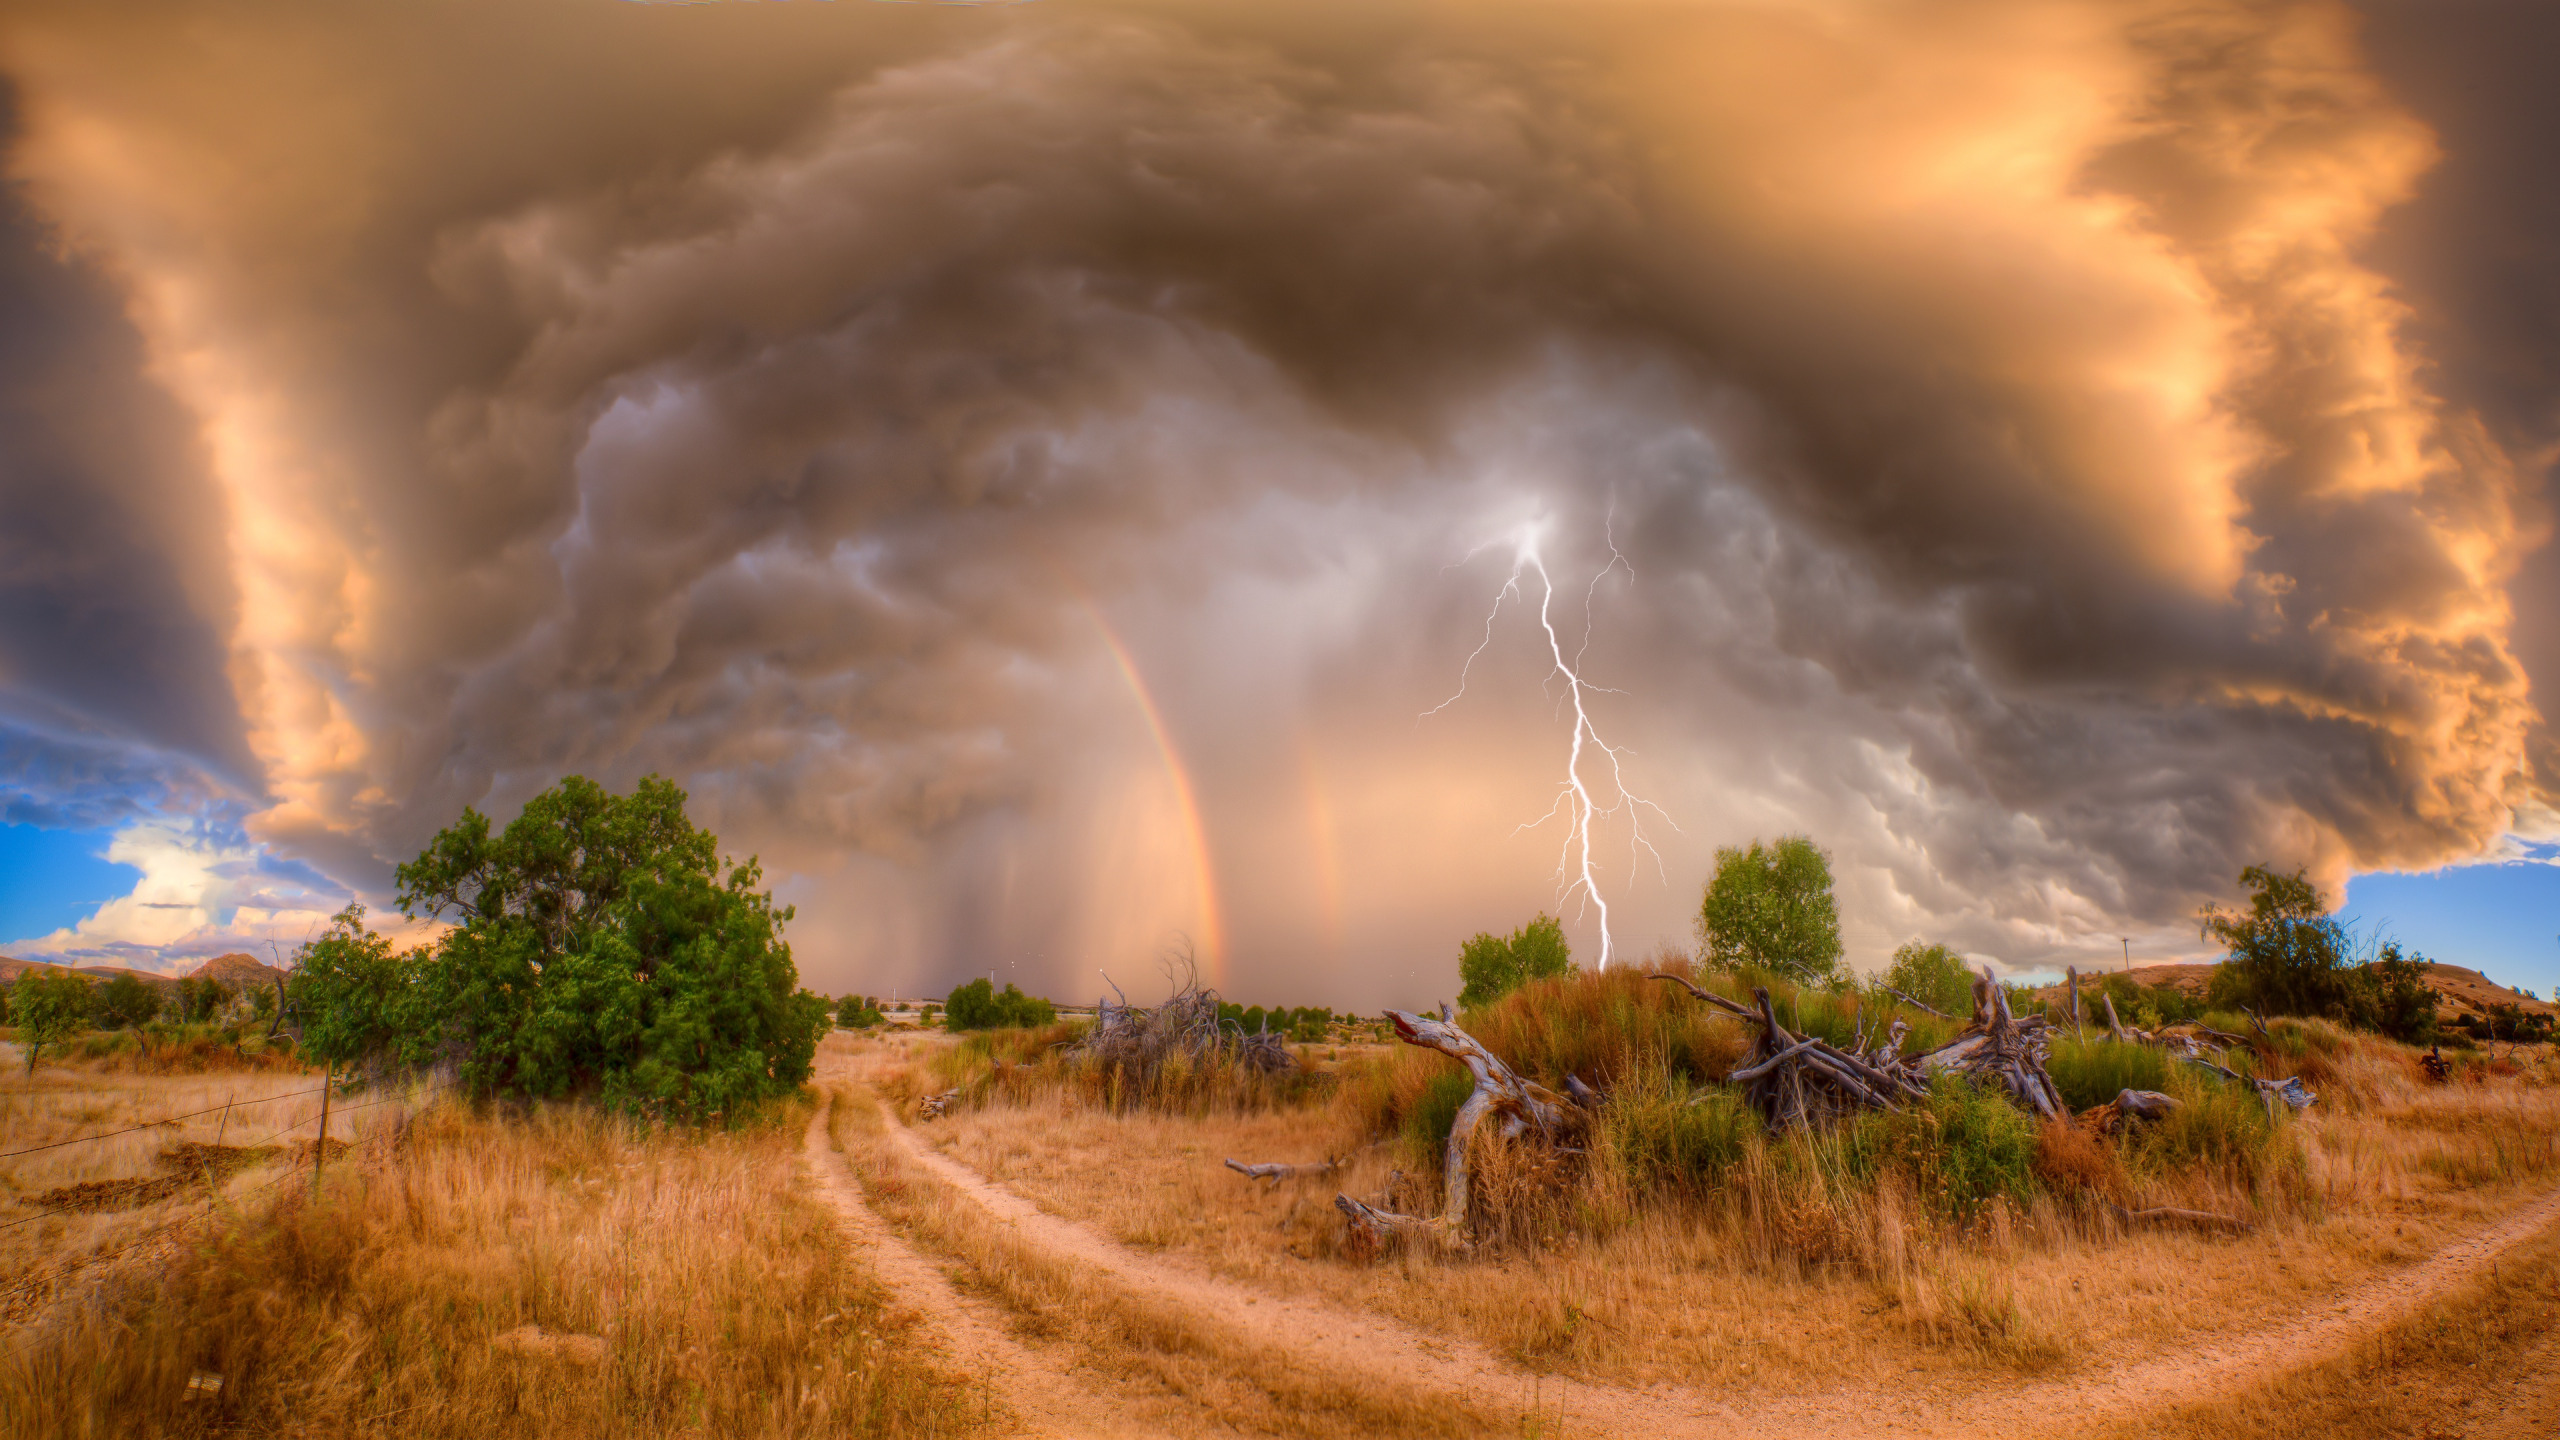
[0,0,2546,999]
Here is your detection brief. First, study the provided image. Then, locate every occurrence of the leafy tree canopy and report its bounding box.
[13,966,93,1075]
[1697,835,1843,984]
[2200,865,2438,1041]
[284,774,839,1119]
[1457,912,1572,1009]
[95,973,161,1029]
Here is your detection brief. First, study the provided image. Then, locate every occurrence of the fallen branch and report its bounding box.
[1330,1008,1583,1254]
[1225,1157,1339,1186]
[1884,986,1953,1019]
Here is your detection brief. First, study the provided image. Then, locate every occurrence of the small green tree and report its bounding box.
[14,966,93,1075]
[2201,866,2352,1018]
[1697,836,1843,983]
[2340,941,2437,1044]
[1456,913,1572,1009]
[95,973,162,1029]
[1881,940,1975,1016]
[172,975,233,1024]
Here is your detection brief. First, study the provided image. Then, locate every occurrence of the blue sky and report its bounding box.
[0,822,141,945]
[2342,843,2560,1002]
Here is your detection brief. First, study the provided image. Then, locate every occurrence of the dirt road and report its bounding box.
[807,1067,2560,1438]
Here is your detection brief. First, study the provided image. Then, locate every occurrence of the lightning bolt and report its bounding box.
[1426,517,1675,968]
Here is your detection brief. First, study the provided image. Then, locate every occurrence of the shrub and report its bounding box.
[354,774,830,1120]
[1697,835,1843,983]
[1887,1076,2042,1224]
[943,979,1056,1031]
[1881,941,1974,1017]
[1457,913,1573,1008]
[95,973,161,1029]
[1604,1073,1755,1194]
[2032,1119,2125,1202]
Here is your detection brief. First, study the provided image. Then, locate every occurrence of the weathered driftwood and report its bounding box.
[1884,986,1953,1020]
[1225,1157,1339,1186]
[2066,966,2084,1038]
[2183,1054,2315,1118]
[2077,1088,2180,1136]
[1071,949,1294,1079]
[918,1087,963,1121]
[1919,969,2064,1120]
[1653,975,1931,1132]
[2420,1046,2453,1084]
[1330,1009,1583,1254]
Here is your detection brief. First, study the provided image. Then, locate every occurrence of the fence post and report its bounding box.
[312,1069,332,1198]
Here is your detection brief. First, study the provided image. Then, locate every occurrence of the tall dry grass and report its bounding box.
[1,1093,971,1439]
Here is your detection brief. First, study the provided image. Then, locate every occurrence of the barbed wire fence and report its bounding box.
[0,1072,453,1372]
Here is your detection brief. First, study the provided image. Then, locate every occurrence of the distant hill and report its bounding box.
[187,952,290,993]
[2034,959,2554,1022]
[0,951,289,995]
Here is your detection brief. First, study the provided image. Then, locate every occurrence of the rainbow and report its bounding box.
[1082,606,1225,985]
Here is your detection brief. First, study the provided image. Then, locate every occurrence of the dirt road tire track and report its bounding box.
[876,1096,2560,1438]
[800,1086,1170,1439]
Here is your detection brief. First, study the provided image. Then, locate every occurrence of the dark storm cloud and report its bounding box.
[0,79,251,832]
[0,0,2546,990]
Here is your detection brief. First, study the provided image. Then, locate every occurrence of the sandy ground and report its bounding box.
[800,1044,2560,1440]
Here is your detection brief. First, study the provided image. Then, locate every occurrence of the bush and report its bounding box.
[943,978,1055,1031]
[1457,913,1573,1008]
[96,973,161,1030]
[1696,835,1843,983]
[836,994,884,1029]
[1605,1073,1756,1194]
[307,774,834,1120]
[171,975,233,1024]
[1881,941,1975,1016]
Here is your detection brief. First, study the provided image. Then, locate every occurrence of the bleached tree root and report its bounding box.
[1226,1158,1339,1185]
[1330,1008,1583,1256]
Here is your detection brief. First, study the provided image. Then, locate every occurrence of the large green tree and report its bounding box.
[1697,835,1843,983]
[95,973,161,1029]
[1457,913,1572,1009]
[13,966,94,1074]
[289,904,428,1072]
[383,774,830,1118]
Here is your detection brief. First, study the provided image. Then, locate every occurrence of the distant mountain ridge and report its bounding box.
[2058,959,2554,1020]
[0,951,290,993]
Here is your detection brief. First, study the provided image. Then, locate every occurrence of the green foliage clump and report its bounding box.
[1697,835,1843,983]
[1864,1075,2042,1223]
[1605,1074,1756,1193]
[1881,941,1975,1016]
[286,775,826,1120]
[1457,913,1573,1009]
[171,975,232,1024]
[1217,1001,1336,1041]
[2200,865,2357,1019]
[2200,866,2446,1043]
[95,973,161,1030]
[12,965,95,1074]
[943,979,1055,1031]
[2043,1035,2173,1111]
[837,994,885,1029]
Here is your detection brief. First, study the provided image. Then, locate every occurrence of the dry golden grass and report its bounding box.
[824,1065,1505,1439]
[2,1084,972,1439]
[2078,1216,2560,1440]
[875,988,2560,1398]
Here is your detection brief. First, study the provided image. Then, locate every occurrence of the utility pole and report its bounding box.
[312,1069,332,1199]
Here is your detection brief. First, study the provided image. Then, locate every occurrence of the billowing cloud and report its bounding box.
[0,0,2545,1001]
